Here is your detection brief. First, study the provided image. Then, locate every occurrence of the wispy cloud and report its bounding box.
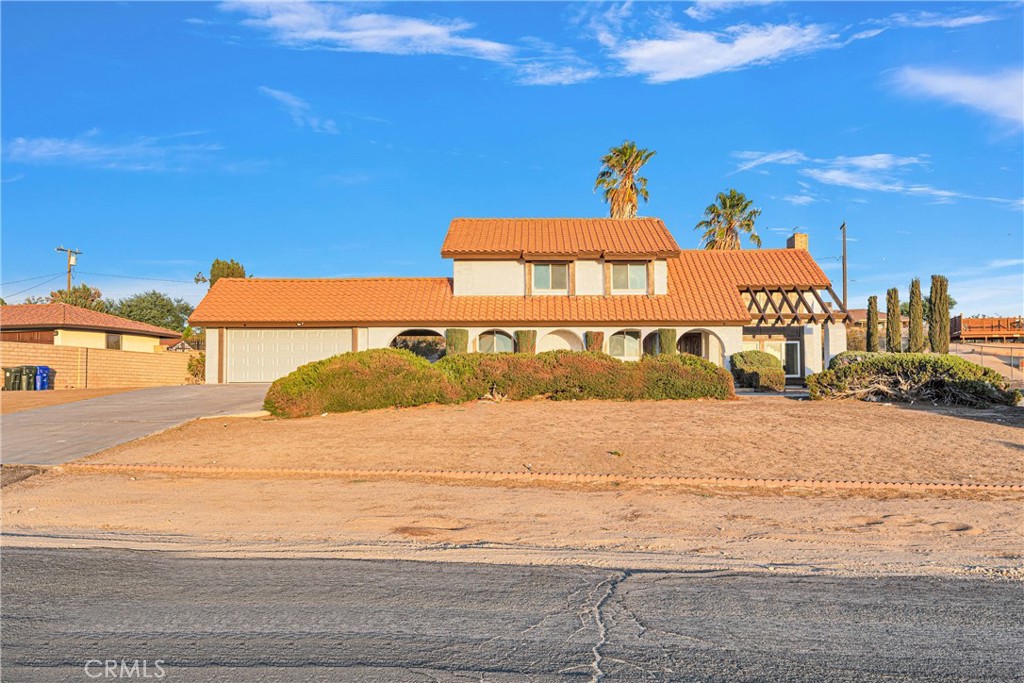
[886,11,999,29]
[257,86,337,134]
[611,22,832,82]
[893,67,1024,126]
[4,129,222,171]
[782,194,815,206]
[683,1,779,23]
[731,149,808,173]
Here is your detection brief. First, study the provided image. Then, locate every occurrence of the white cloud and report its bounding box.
[514,63,601,86]
[894,67,1024,126]
[684,1,779,22]
[887,11,998,29]
[731,149,808,173]
[222,1,514,61]
[782,194,815,206]
[257,86,337,134]
[612,22,833,82]
[4,130,222,171]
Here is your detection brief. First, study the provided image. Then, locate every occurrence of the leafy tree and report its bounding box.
[928,275,950,354]
[195,258,248,288]
[866,296,879,352]
[594,141,656,219]
[908,278,925,353]
[47,284,108,311]
[886,287,901,352]
[900,294,957,319]
[695,189,762,249]
[0,297,6,306]
[111,290,195,332]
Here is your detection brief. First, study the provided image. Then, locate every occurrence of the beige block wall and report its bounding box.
[0,341,193,389]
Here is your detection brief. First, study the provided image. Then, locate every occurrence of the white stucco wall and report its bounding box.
[453,260,525,296]
[205,328,221,384]
[824,322,847,368]
[802,324,824,375]
[54,329,162,353]
[575,260,604,295]
[653,259,668,295]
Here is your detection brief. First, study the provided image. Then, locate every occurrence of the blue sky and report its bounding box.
[2,1,1022,315]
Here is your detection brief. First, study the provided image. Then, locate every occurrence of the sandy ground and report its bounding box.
[951,342,1024,384]
[86,397,1024,485]
[0,388,137,414]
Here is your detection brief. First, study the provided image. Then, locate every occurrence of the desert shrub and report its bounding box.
[807,353,1020,407]
[264,348,457,417]
[828,350,883,370]
[636,354,735,400]
[436,352,554,401]
[541,351,646,401]
[187,352,205,384]
[657,328,677,355]
[749,367,785,392]
[846,326,866,352]
[445,328,469,355]
[584,331,604,353]
[514,330,537,355]
[729,350,783,388]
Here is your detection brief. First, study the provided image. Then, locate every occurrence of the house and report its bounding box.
[190,218,849,384]
[0,303,181,352]
[951,315,1024,343]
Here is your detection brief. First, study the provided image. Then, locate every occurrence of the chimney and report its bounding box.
[786,232,808,250]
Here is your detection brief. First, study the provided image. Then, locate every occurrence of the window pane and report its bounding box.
[106,334,121,350]
[764,342,784,364]
[609,333,624,357]
[612,264,628,289]
[533,264,550,290]
[629,264,647,290]
[479,333,494,354]
[784,342,800,376]
[496,332,514,353]
[742,341,760,352]
[624,331,640,356]
[551,264,568,290]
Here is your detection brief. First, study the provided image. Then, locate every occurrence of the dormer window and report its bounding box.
[532,263,569,294]
[611,262,648,293]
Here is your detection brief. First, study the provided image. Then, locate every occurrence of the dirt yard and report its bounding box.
[0,388,137,414]
[86,397,1024,485]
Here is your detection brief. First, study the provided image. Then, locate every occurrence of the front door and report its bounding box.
[680,332,702,357]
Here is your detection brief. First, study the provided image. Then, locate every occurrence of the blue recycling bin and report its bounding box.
[35,365,51,391]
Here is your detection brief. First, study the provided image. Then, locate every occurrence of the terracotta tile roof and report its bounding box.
[0,303,182,339]
[440,218,681,259]
[190,249,831,327]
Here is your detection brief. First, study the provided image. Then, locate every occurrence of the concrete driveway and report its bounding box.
[0,384,269,465]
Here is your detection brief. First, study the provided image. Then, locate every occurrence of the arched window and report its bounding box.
[608,330,641,359]
[478,330,516,353]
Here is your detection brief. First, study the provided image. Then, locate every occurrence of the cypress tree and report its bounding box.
[886,288,901,352]
[928,275,950,353]
[908,278,925,352]
[866,296,879,352]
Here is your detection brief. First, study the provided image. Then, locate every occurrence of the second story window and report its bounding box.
[611,263,647,293]
[533,263,568,294]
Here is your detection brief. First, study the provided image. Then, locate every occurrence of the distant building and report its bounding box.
[951,315,1024,343]
[0,303,181,352]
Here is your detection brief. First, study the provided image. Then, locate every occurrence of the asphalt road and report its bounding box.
[0,384,269,465]
[2,548,1020,682]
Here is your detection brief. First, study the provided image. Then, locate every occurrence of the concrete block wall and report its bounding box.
[0,341,194,389]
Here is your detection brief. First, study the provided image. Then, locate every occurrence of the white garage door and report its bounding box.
[226,329,353,383]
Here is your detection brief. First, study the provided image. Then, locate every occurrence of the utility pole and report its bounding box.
[839,222,848,309]
[55,246,83,292]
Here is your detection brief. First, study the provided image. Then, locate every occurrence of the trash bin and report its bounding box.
[3,367,21,391]
[19,366,37,391]
[46,367,57,390]
[35,366,51,391]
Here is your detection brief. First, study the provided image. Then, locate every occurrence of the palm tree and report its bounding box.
[695,189,762,249]
[594,141,656,219]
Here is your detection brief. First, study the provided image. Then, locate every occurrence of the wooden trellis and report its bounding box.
[741,286,851,326]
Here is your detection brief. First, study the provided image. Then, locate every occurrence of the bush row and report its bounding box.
[807,353,1020,407]
[264,348,735,418]
[729,350,785,392]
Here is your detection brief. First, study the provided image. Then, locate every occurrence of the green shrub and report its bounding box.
[584,331,604,353]
[542,350,646,401]
[657,328,677,355]
[729,350,783,388]
[807,353,1020,407]
[750,367,785,392]
[828,350,883,369]
[637,354,735,400]
[514,330,537,355]
[445,328,468,355]
[187,352,205,384]
[436,352,554,401]
[264,348,457,417]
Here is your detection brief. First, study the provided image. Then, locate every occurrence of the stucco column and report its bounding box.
[717,326,744,371]
[823,322,848,369]
[205,328,221,385]
[802,324,823,376]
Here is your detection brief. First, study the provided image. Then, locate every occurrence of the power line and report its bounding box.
[76,271,198,284]
[4,274,64,299]
[0,272,64,286]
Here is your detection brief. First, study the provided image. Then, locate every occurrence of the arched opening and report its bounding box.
[677,329,726,366]
[537,330,584,352]
[608,329,642,359]
[478,329,516,353]
[390,329,446,361]
[642,331,661,356]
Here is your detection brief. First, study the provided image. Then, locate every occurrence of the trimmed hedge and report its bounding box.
[445,328,469,355]
[585,331,604,353]
[514,329,537,355]
[266,348,736,417]
[730,350,785,390]
[828,350,883,369]
[807,353,1020,407]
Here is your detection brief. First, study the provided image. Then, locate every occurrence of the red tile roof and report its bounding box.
[440,218,682,259]
[0,303,182,339]
[190,248,831,327]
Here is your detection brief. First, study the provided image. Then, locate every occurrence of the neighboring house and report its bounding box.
[951,315,1024,343]
[190,218,849,384]
[162,339,195,352]
[0,303,181,352]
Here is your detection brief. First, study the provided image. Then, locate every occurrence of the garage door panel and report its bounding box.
[226,329,353,383]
